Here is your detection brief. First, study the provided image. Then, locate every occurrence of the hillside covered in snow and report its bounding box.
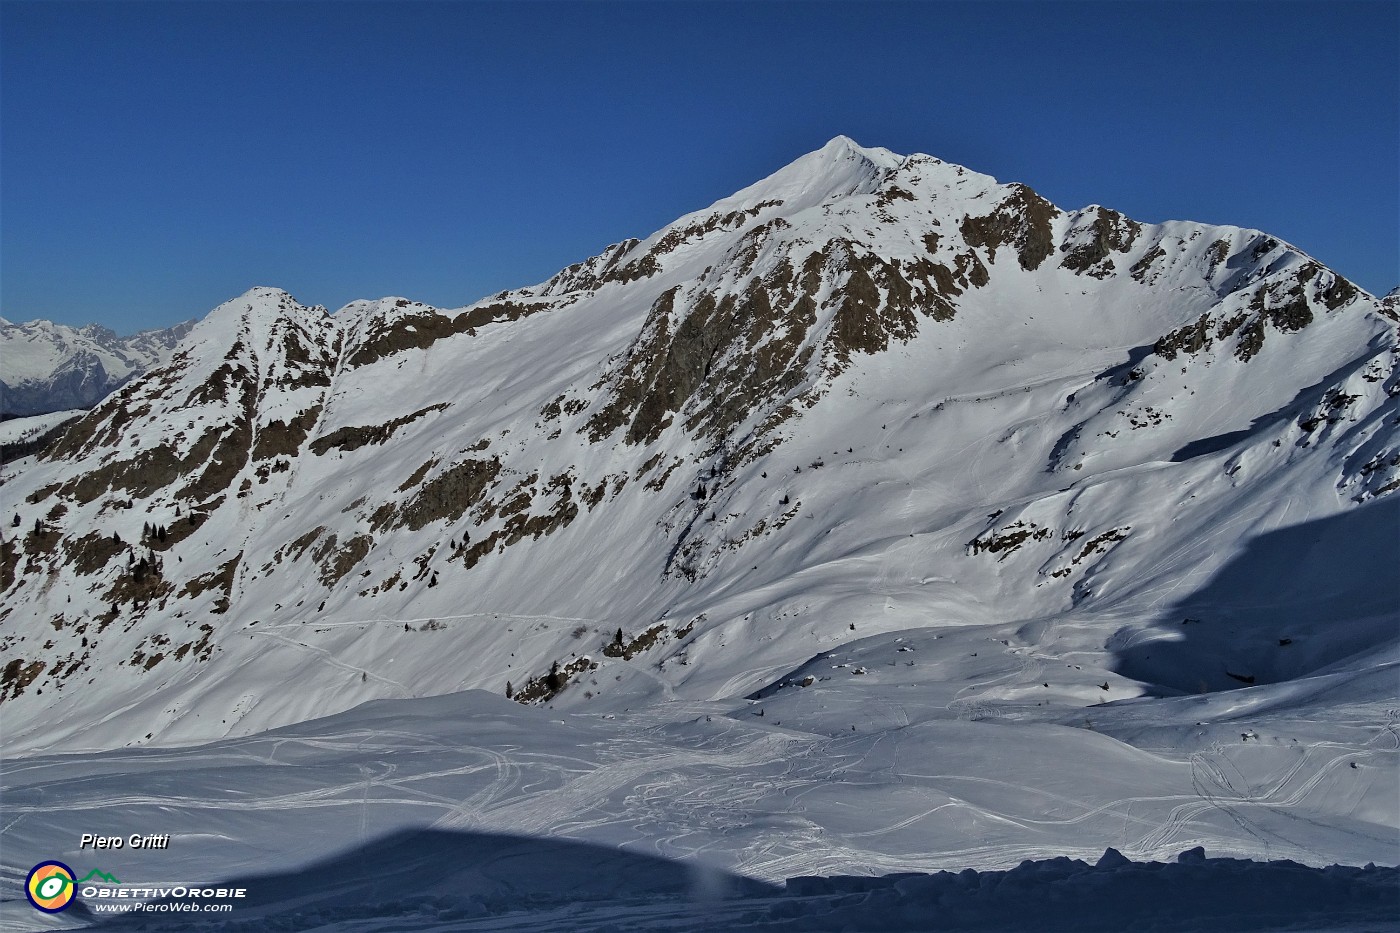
[1,137,1395,930]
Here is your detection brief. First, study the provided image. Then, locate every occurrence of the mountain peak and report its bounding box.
[171,287,330,375]
[817,134,880,158]
[233,285,303,308]
[3,140,1393,780]
[818,135,922,169]
[202,287,322,324]
[701,135,904,218]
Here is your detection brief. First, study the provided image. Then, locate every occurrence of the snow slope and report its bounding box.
[0,690,1395,931]
[0,137,1395,929]
[0,411,86,449]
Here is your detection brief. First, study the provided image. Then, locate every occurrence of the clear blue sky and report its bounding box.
[3,1,1395,332]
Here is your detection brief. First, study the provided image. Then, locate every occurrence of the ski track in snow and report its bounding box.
[1,688,1396,931]
[245,629,410,696]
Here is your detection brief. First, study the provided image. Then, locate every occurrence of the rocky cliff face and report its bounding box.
[2,137,1394,754]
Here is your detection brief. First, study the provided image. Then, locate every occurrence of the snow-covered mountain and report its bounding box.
[2,138,1395,893]
[0,316,195,417]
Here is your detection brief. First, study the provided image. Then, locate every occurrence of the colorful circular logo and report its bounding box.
[26,861,76,913]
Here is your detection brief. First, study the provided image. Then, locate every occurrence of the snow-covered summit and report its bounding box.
[709,134,907,213]
[179,286,330,360]
[1,141,1395,880]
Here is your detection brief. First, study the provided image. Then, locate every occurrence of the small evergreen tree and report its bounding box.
[11,513,19,528]
[505,680,514,699]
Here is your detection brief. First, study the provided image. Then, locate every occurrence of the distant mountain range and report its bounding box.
[2,137,1395,777]
[0,316,195,417]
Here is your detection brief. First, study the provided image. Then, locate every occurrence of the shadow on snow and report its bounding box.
[79,826,773,929]
[76,838,1398,932]
[1112,496,1399,694]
